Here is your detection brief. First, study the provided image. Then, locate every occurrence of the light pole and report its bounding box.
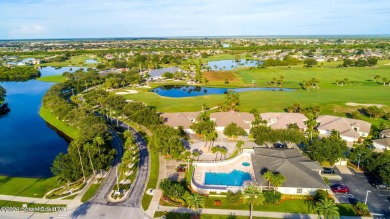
[357,154,361,170]
[364,190,371,205]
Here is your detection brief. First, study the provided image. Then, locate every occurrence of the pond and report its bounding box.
[0,67,84,177]
[151,85,295,98]
[207,59,262,71]
[85,59,99,64]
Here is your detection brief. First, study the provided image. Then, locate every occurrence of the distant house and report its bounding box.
[316,115,371,143]
[161,112,199,134]
[380,129,390,138]
[210,111,254,133]
[105,54,114,60]
[251,148,328,195]
[148,67,181,81]
[260,113,308,131]
[373,138,390,152]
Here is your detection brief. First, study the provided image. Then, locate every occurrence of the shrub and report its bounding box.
[214,200,222,206]
[355,202,369,214]
[227,191,242,205]
[263,191,282,204]
[314,190,328,202]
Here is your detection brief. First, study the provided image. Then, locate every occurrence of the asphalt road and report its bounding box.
[70,119,151,219]
[330,167,390,219]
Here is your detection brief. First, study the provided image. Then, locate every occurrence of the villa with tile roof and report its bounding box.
[251,148,329,195]
[373,138,390,152]
[316,115,371,143]
[161,112,199,134]
[380,129,390,138]
[210,111,255,133]
[260,112,308,131]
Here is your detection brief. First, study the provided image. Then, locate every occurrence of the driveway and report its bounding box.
[331,166,390,218]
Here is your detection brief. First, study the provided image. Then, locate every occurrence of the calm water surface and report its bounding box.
[0,67,84,177]
[152,85,295,98]
[207,59,262,71]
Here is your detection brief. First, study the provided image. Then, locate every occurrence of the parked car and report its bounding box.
[331,184,349,193]
[322,167,335,174]
[373,183,389,190]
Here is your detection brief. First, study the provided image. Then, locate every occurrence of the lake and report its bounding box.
[207,59,262,71]
[0,67,84,177]
[85,59,99,64]
[151,85,295,98]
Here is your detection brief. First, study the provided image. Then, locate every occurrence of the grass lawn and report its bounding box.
[337,203,359,216]
[124,60,390,121]
[0,176,62,198]
[39,106,79,139]
[141,151,159,210]
[37,75,66,83]
[154,211,276,219]
[62,193,78,200]
[40,54,101,68]
[81,183,101,203]
[0,200,66,212]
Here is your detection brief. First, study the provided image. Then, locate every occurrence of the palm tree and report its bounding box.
[243,185,265,219]
[192,150,200,161]
[84,143,96,175]
[263,171,273,191]
[382,78,388,86]
[93,136,104,156]
[211,146,219,161]
[219,147,228,160]
[305,118,318,141]
[270,173,286,194]
[313,198,339,219]
[74,140,86,183]
[186,193,205,213]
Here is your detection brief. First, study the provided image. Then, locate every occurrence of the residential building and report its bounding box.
[380,129,390,138]
[161,112,199,134]
[373,138,390,152]
[251,148,328,195]
[210,111,254,133]
[260,112,308,131]
[316,115,371,143]
[148,67,181,81]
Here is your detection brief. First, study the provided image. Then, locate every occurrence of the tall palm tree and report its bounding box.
[74,140,86,183]
[263,171,273,191]
[313,198,339,219]
[84,143,96,175]
[186,193,205,213]
[374,75,381,83]
[243,185,264,219]
[93,136,104,156]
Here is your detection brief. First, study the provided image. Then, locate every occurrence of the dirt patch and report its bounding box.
[204,71,238,82]
[345,102,385,108]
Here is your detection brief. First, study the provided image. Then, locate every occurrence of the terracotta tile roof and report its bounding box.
[316,115,371,139]
[260,112,308,130]
[161,112,199,129]
[210,111,254,130]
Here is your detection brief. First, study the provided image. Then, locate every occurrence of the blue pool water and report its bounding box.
[205,170,251,186]
[242,162,250,167]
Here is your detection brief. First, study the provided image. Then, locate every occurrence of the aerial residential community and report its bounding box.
[1,1,390,219]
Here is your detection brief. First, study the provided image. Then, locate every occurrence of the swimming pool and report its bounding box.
[205,170,251,186]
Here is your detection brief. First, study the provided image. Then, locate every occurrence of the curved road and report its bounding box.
[70,120,151,219]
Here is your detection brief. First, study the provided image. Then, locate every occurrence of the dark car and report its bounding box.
[331,184,349,193]
[322,167,335,174]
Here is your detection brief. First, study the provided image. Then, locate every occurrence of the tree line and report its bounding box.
[0,66,40,81]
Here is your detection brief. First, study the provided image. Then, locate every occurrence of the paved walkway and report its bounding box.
[145,155,166,218]
[336,165,354,175]
[157,206,372,219]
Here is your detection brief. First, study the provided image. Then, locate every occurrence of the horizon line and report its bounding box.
[1,34,390,41]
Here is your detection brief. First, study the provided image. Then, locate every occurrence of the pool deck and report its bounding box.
[193,152,255,188]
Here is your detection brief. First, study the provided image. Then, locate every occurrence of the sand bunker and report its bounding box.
[115,90,138,95]
[345,102,385,108]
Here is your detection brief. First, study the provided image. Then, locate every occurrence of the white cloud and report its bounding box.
[9,24,49,37]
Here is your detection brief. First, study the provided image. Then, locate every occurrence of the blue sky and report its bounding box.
[0,0,389,39]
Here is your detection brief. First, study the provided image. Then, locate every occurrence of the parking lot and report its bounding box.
[328,166,390,218]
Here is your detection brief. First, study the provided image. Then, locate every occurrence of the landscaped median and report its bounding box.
[142,151,159,210]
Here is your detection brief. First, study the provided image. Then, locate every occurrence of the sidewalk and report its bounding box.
[145,155,166,218]
[157,206,372,219]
